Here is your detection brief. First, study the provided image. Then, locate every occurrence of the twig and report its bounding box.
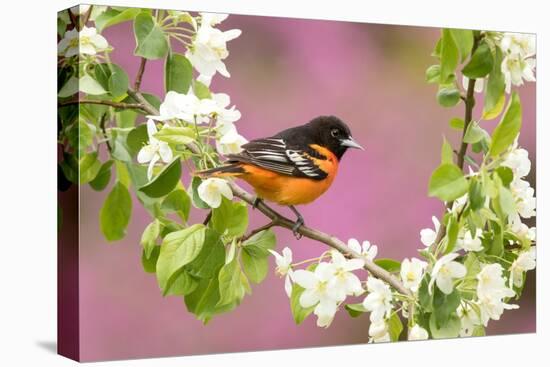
[240,220,279,242]
[122,88,412,297]
[59,99,147,111]
[432,33,482,246]
[203,211,212,225]
[99,113,112,153]
[134,58,147,91]
[81,5,93,29]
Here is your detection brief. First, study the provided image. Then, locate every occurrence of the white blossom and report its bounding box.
[456,302,481,337]
[137,120,173,180]
[503,147,531,178]
[511,179,536,218]
[58,26,108,58]
[216,128,248,155]
[408,324,429,340]
[429,253,466,295]
[328,251,364,298]
[476,263,518,325]
[200,12,229,27]
[197,177,233,208]
[347,238,378,261]
[457,229,484,252]
[500,33,536,58]
[268,247,293,297]
[420,216,440,247]
[292,263,343,328]
[400,258,427,292]
[186,15,241,79]
[499,33,536,93]
[149,90,216,123]
[509,214,536,242]
[362,277,393,322]
[369,319,390,343]
[211,93,242,133]
[509,247,536,288]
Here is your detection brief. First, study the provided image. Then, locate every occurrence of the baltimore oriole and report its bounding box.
[197,115,363,238]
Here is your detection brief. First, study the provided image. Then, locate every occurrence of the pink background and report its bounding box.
[77,13,536,361]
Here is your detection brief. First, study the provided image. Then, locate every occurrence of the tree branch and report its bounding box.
[59,99,147,111]
[432,34,482,248]
[240,220,280,242]
[134,58,148,91]
[123,88,411,297]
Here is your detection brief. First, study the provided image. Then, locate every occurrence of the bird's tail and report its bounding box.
[194,163,246,179]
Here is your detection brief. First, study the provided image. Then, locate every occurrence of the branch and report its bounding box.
[134,58,148,91]
[58,99,147,111]
[433,34,481,246]
[124,88,412,297]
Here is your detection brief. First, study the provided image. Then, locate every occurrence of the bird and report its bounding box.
[196,115,364,238]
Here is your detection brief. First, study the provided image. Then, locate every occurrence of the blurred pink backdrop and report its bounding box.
[76,13,536,361]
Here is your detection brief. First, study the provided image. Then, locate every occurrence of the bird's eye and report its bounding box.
[331,129,340,138]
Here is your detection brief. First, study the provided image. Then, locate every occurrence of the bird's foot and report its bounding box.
[252,197,263,210]
[292,218,304,239]
[289,205,304,239]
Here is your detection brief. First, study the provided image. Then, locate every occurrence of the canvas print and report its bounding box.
[57,4,537,362]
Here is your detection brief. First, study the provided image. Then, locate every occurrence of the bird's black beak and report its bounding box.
[340,136,364,150]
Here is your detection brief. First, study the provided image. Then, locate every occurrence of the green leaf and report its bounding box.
[484,47,505,117]
[441,137,454,164]
[79,152,102,184]
[433,288,461,326]
[495,166,514,187]
[79,74,107,95]
[450,29,474,62]
[461,252,480,298]
[462,41,493,78]
[429,313,460,339]
[472,325,486,337]
[211,198,249,237]
[164,52,193,94]
[463,121,486,144]
[345,303,367,318]
[290,284,315,324]
[134,12,169,60]
[89,160,113,191]
[193,80,212,99]
[489,92,522,157]
[184,277,221,324]
[95,7,141,32]
[445,215,459,254]
[190,177,211,209]
[437,86,461,107]
[156,224,206,293]
[140,219,162,258]
[186,229,225,279]
[161,189,191,221]
[498,185,516,218]
[138,157,181,198]
[109,128,134,162]
[418,275,433,312]
[164,270,198,296]
[141,246,160,273]
[468,177,484,211]
[116,110,137,128]
[388,312,404,341]
[241,250,269,284]
[100,182,132,241]
[58,76,79,98]
[217,257,247,307]
[439,29,459,83]
[126,124,149,156]
[487,221,504,256]
[374,258,401,273]
[242,229,276,257]
[425,64,441,83]
[449,117,465,130]
[154,126,195,145]
[94,63,129,98]
[428,163,469,202]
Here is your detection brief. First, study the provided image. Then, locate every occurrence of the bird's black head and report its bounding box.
[307,116,363,160]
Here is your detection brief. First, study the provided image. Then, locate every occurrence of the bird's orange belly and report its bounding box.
[239,164,337,206]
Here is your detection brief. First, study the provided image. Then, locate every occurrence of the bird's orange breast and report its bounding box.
[239,144,339,206]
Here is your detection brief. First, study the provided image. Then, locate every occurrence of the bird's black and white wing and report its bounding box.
[226,138,328,180]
